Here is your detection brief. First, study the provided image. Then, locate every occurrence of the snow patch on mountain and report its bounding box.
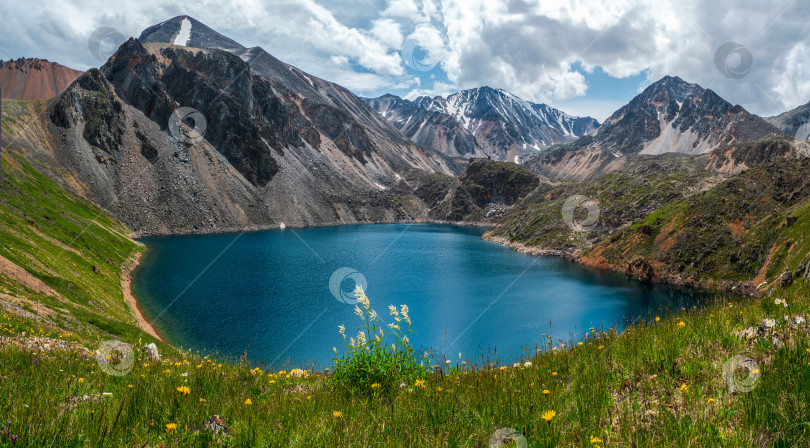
[173,17,192,46]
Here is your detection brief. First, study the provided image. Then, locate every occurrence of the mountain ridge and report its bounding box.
[366,87,599,162]
[0,58,82,100]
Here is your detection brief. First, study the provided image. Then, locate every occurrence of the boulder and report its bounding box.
[780,270,794,288]
[144,343,160,361]
[626,257,656,283]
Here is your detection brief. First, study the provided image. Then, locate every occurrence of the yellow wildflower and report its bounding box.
[678,321,686,328]
[680,384,688,391]
[370,383,381,389]
[577,342,584,346]
[543,389,550,395]
[415,379,426,388]
[655,316,660,322]
[540,410,556,422]
[166,423,177,432]
[78,378,84,383]
[551,372,557,376]
[244,398,252,405]
[333,411,343,418]
[707,398,716,403]
[176,386,190,396]
[590,436,602,444]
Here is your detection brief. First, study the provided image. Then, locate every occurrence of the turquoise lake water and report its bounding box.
[133,223,704,369]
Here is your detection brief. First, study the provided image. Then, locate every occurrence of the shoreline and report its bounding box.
[122,251,165,342]
[482,232,761,297]
[130,219,495,238]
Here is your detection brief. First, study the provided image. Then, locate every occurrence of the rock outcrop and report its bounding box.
[0,58,82,100]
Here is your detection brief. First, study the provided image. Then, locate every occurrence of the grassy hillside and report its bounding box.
[1,280,808,446]
[0,145,154,343]
[490,156,721,250]
[584,159,810,292]
[489,153,810,294]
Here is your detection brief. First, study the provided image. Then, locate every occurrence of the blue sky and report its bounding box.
[1,0,808,122]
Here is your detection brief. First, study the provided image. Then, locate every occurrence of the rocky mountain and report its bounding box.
[0,58,82,100]
[7,16,461,235]
[767,101,810,140]
[364,94,487,159]
[522,76,784,180]
[366,87,599,162]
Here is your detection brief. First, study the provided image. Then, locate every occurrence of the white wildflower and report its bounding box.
[388,305,398,316]
[524,361,533,368]
[354,305,363,318]
[388,322,400,330]
[764,318,776,328]
[338,325,345,336]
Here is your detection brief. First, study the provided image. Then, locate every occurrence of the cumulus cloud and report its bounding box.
[0,0,808,117]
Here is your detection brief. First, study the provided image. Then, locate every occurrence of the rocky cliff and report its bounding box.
[0,58,82,100]
[7,17,463,235]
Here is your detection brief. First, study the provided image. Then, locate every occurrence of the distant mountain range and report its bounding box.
[3,16,810,235]
[0,58,82,100]
[521,76,792,180]
[365,87,599,162]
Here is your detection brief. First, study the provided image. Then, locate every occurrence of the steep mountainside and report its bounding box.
[767,101,810,140]
[364,94,486,159]
[0,58,82,100]
[366,88,599,162]
[6,17,463,236]
[406,158,543,222]
[522,76,785,180]
[489,148,810,293]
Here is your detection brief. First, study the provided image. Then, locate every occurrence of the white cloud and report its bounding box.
[403,81,456,99]
[369,19,404,50]
[1,0,809,117]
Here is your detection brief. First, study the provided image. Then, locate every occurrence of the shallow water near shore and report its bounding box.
[133,223,707,369]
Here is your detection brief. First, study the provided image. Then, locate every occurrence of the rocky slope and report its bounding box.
[7,17,463,236]
[366,87,599,162]
[0,58,82,100]
[409,158,542,222]
[767,101,810,140]
[364,94,486,159]
[522,76,784,180]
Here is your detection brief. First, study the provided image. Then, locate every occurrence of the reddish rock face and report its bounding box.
[0,58,82,100]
